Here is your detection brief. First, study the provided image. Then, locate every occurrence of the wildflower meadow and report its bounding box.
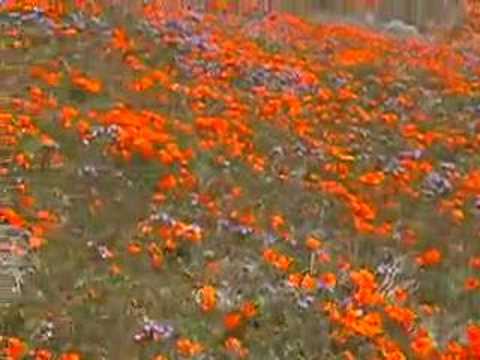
[0,1,480,359]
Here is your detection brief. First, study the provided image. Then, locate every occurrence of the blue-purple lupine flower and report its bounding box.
[398,148,423,161]
[423,171,452,196]
[297,295,315,310]
[133,320,174,343]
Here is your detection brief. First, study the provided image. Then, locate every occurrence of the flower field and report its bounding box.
[0,2,480,359]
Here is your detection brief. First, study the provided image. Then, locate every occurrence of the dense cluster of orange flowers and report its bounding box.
[0,0,479,358]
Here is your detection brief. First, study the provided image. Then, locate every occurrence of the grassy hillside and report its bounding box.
[0,3,480,359]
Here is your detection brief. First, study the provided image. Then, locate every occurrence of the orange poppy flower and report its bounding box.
[149,250,164,270]
[110,263,122,276]
[410,330,437,359]
[359,171,385,186]
[384,305,417,331]
[198,285,217,313]
[175,338,204,357]
[224,337,248,358]
[270,214,285,229]
[470,257,480,269]
[301,273,317,291]
[123,54,146,71]
[152,356,168,360]
[343,351,355,360]
[319,272,337,290]
[30,66,62,86]
[112,28,132,52]
[274,254,292,271]
[71,72,102,93]
[29,236,46,250]
[464,277,480,291]
[14,153,31,169]
[450,208,465,223]
[4,337,27,360]
[305,236,322,251]
[32,348,54,360]
[58,352,81,360]
[240,300,258,319]
[156,174,177,192]
[467,324,480,351]
[19,195,35,209]
[393,287,410,303]
[224,312,243,331]
[416,248,442,267]
[127,242,142,255]
[131,76,155,92]
[288,272,303,288]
